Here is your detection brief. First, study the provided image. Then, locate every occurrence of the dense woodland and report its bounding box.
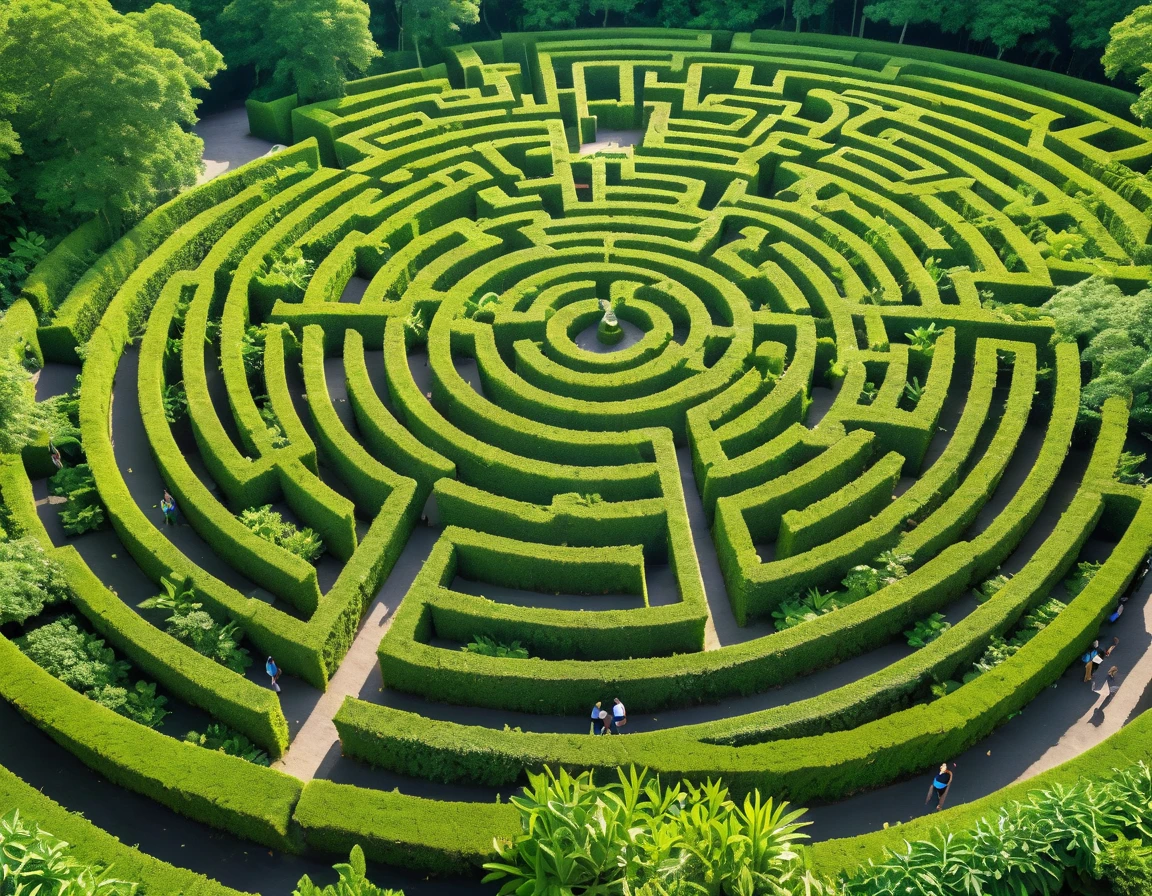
[0,0,1150,305]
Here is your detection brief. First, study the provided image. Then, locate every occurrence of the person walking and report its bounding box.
[590,701,603,734]
[926,763,954,811]
[160,490,178,526]
[1083,641,1100,682]
[1101,665,1121,709]
[611,697,627,732]
[266,656,281,693]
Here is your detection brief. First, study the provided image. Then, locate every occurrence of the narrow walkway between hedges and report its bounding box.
[273,526,438,781]
[195,106,274,184]
[806,542,1152,843]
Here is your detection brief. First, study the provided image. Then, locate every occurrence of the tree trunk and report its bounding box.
[1065,47,1078,74]
[859,14,866,38]
[996,45,1004,60]
[795,13,801,32]
[482,0,496,38]
[781,0,788,27]
[899,18,908,44]
[415,37,423,68]
[850,0,858,39]
[603,3,609,26]
[396,0,403,51]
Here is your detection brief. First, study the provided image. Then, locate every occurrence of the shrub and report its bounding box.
[0,535,68,625]
[138,577,252,673]
[237,504,324,563]
[50,464,107,536]
[16,615,169,729]
[293,846,403,896]
[484,766,823,896]
[184,724,270,766]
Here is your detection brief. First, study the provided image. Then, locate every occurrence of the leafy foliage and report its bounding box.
[0,809,138,896]
[138,577,252,673]
[1104,4,1152,127]
[0,352,44,454]
[462,635,530,659]
[485,766,821,896]
[0,0,222,229]
[184,723,270,765]
[0,535,68,626]
[1117,450,1150,485]
[904,612,950,648]
[1040,278,1152,434]
[1066,559,1105,598]
[0,227,47,309]
[237,504,324,563]
[905,322,942,356]
[400,0,480,68]
[219,0,380,102]
[843,761,1152,896]
[293,845,403,896]
[16,616,169,728]
[50,464,107,536]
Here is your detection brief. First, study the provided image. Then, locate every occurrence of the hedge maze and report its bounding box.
[4,27,1152,888]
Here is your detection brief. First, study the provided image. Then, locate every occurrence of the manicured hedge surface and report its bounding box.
[7,27,1152,884]
[0,763,246,896]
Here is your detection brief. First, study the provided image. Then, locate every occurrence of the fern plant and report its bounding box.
[139,577,252,673]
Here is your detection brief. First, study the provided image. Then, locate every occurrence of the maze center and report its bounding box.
[5,27,1152,889]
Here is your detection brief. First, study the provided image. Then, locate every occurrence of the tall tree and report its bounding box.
[792,0,831,31]
[589,0,638,26]
[1103,3,1152,126]
[968,0,1058,58]
[220,0,380,102]
[679,0,777,30]
[863,0,945,43]
[400,0,480,66]
[520,0,585,30]
[0,0,222,230]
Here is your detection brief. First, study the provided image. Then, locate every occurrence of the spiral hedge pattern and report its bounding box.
[4,27,1152,884]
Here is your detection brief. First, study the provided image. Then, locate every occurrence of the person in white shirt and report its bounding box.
[611,697,627,732]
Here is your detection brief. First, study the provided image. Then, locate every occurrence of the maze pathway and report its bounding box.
[3,28,1152,885]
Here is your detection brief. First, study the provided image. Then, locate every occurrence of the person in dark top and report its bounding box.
[926,763,954,811]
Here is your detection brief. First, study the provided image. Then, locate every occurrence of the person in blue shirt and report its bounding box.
[926,763,954,811]
[266,656,281,693]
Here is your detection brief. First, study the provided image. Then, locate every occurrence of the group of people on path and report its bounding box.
[590,698,627,734]
[1081,635,1121,702]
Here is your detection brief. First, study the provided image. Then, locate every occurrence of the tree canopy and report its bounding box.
[0,0,222,231]
[219,0,380,102]
[1103,3,1152,126]
[399,0,480,67]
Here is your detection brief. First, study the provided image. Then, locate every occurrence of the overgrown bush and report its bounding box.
[184,723,269,766]
[237,504,324,563]
[138,577,251,673]
[0,535,68,625]
[0,808,138,895]
[1066,560,1104,598]
[16,615,169,728]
